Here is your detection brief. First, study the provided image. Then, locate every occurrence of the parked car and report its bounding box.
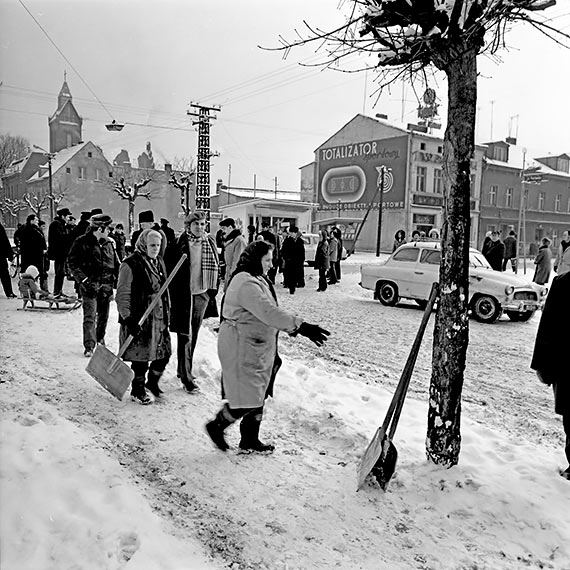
[359,242,547,323]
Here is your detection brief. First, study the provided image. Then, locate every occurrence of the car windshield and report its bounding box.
[469,251,492,269]
[392,248,419,262]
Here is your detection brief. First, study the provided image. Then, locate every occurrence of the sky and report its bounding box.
[1,0,569,193]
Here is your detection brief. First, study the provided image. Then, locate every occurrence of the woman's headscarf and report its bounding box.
[135,229,164,257]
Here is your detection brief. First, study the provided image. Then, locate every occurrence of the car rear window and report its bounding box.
[393,248,419,262]
[420,249,441,265]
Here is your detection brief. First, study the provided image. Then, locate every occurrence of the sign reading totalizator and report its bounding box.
[317,135,408,212]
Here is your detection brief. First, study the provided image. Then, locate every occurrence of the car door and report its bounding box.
[409,248,440,299]
[388,247,420,297]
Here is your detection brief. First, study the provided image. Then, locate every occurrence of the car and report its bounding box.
[359,241,547,324]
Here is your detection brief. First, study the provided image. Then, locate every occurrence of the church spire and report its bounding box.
[58,71,72,109]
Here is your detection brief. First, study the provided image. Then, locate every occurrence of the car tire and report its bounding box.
[377,282,399,306]
[471,295,501,323]
[506,310,535,322]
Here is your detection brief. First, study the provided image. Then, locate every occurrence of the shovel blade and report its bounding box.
[85,344,134,401]
[371,440,398,491]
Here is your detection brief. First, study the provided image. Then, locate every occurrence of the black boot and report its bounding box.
[238,412,275,453]
[146,369,164,398]
[205,406,235,451]
[131,376,152,405]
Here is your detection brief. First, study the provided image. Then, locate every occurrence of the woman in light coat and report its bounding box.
[533,237,552,285]
[116,229,171,405]
[205,241,329,453]
[314,229,330,292]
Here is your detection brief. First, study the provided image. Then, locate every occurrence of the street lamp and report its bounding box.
[33,145,55,222]
[105,120,125,132]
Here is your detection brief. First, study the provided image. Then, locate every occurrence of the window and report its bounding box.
[420,249,441,265]
[109,171,113,178]
[555,194,561,212]
[505,187,513,208]
[552,230,558,246]
[559,158,569,172]
[538,191,545,211]
[87,151,93,158]
[493,146,507,162]
[95,168,101,181]
[568,197,570,213]
[78,166,86,180]
[489,185,497,206]
[393,248,419,262]
[66,167,71,174]
[437,146,443,154]
[420,142,426,150]
[470,174,476,196]
[433,169,443,194]
[416,166,427,192]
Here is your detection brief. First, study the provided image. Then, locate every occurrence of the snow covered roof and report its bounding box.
[485,144,570,179]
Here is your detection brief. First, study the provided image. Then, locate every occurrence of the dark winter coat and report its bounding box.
[47,216,73,261]
[533,245,552,285]
[260,229,281,269]
[314,239,330,271]
[0,222,14,261]
[484,240,505,271]
[67,231,119,296]
[18,223,47,274]
[503,235,517,260]
[531,271,570,415]
[110,231,127,261]
[166,231,219,334]
[116,251,171,362]
[281,235,305,287]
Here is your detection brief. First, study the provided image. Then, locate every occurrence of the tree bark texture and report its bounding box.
[128,201,135,238]
[426,45,477,467]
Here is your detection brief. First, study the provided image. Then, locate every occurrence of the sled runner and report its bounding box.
[86,254,187,401]
[19,293,82,312]
[357,283,439,492]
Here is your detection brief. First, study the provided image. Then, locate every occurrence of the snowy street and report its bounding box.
[1,254,568,570]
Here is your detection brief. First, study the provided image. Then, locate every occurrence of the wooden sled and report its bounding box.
[19,293,82,312]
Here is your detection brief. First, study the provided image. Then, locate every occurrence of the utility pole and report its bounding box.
[33,145,55,222]
[375,166,389,257]
[187,102,221,223]
[517,149,527,274]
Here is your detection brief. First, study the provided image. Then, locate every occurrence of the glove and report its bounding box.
[296,322,330,347]
[124,316,141,337]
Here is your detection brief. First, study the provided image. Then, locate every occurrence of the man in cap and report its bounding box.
[48,207,74,296]
[131,210,157,248]
[67,213,120,357]
[167,211,220,392]
[219,217,246,288]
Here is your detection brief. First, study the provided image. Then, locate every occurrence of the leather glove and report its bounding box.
[124,316,141,337]
[295,322,330,347]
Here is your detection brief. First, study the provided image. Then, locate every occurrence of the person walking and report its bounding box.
[259,222,281,284]
[48,207,74,296]
[554,230,570,276]
[205,241,330,453]
[314,229,330,292]
[219,217,247,288]
[116,229,172,405]
[280,226,305,294]
[327,231,339,285]
[331,226,343,281]
[531,270,570,480]
[533,237,552,285]
[167,211,220,393]
[67,214,120,357]
[18,214,49,292]
[483,231,505,271]
[109,223,127,261]
[502,230,518,273]
[0,221,17,298]
[393,229,406,252]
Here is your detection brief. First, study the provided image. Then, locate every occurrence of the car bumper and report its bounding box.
[502,300,540,312]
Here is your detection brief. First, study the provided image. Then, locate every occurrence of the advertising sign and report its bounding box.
[317,135,408,212]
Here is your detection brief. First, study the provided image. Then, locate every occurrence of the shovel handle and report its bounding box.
[116,253,187,359]
[380,283,439,439]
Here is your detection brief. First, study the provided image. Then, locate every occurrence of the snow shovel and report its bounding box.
[357,282,439,491]
[86,253,187,400]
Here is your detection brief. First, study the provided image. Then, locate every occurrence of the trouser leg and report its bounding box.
[318,268,327,291]
[130,361,152,404]
[335,260,341,281]
[0,259,14,296]
[81,295,97,350]
[187,292,209,374]
[146,356,170,397]
[177,333,192,382]
[95,289,111,343]
[53,258,65,295]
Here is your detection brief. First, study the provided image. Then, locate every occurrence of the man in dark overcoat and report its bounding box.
[0,221,16,298]
[19,214,48,291]
[48,207,74,296]
[531,271,570,480]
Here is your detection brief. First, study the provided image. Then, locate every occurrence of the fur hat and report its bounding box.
[57,207,72,217]
[90,214,113,228]
[138,210,154,223]
[184,211,207,224]
[24,265,39,279]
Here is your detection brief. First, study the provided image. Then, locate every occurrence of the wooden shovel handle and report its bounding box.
[380,283,439,439]
[117,253,187,359]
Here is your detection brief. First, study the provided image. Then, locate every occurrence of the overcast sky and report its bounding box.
[1,0,569,192]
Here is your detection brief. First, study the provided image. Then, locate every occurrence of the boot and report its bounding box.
[238,413,275,453]
[131,376,152,405]
[205,406,235,451]
[146,369,164,398]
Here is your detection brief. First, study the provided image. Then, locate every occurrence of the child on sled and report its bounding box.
[18,265,50,302]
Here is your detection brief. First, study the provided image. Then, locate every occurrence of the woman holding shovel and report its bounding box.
[205,240,330,453]
[116,229,171,405]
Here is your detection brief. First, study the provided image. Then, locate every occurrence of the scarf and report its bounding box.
[187,232,219,290]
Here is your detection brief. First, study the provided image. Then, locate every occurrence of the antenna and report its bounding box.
[489,100,495,140]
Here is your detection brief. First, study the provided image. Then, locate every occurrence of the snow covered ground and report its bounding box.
[1,254,568,570]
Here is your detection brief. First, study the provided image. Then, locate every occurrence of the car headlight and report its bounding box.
[540,287,548,297]
[505,285,515,296]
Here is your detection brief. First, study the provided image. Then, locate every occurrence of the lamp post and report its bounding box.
[376,166,391,257]
[33,145,55,222]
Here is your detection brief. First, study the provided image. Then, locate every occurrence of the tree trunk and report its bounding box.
[426,45,477,467]
[128,200,135,238]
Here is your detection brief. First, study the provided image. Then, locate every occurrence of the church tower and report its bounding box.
[48,73,83,153]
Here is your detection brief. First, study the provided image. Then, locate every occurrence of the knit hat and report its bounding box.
[90,214,113,228]
[184,211,207,224]
[25,265,39,279]
[138,210,154,223]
